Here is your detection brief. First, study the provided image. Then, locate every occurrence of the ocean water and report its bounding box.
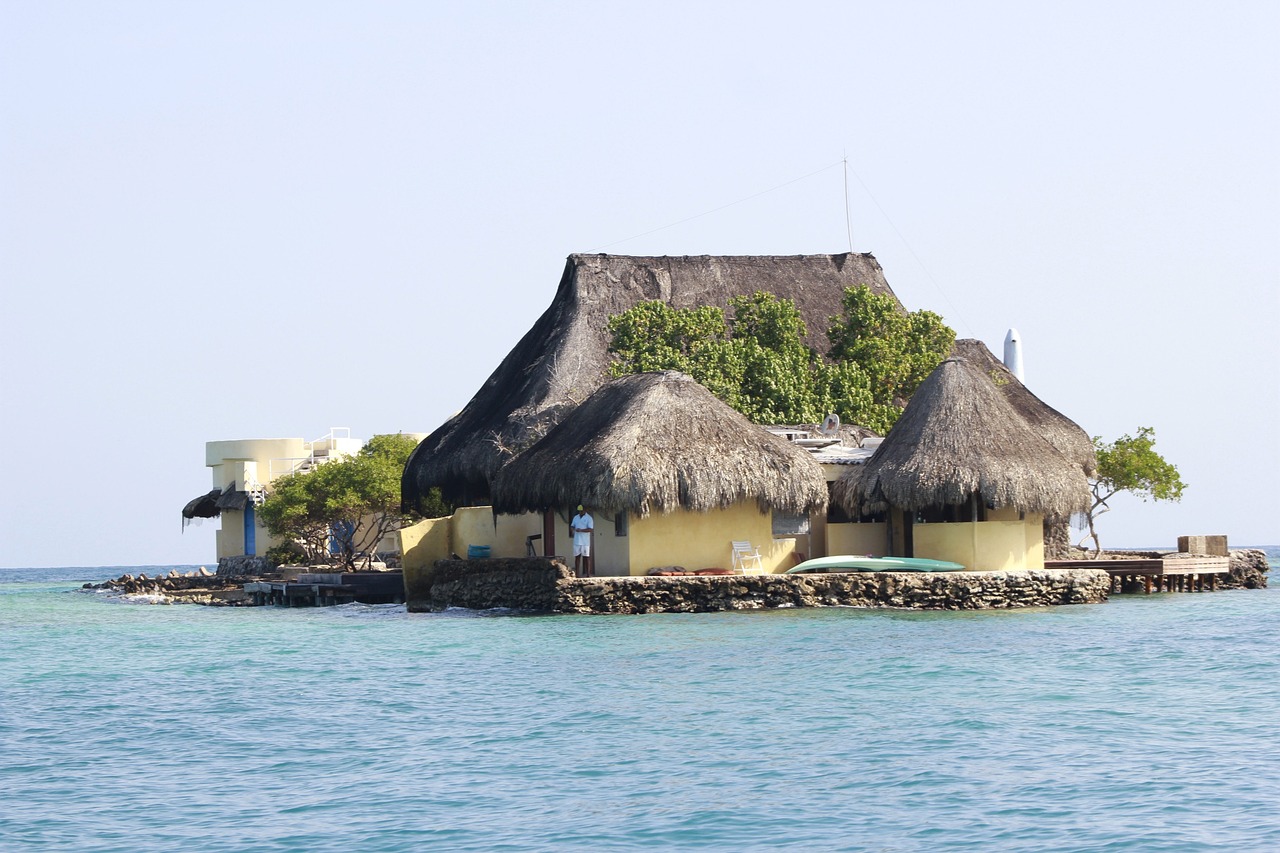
[2,552,1278,853]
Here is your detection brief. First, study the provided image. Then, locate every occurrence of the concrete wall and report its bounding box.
[911,517,1045,571]
[400,508,553,570]
[206,438,311,484]
[1179,535,1229,557]
[827,522,889,557]
[628,503,791,575]
[402,502,804,578]
[451,506,498,555]
[207,437,314,560]
[213,509,290,560]
[400,515,453,571]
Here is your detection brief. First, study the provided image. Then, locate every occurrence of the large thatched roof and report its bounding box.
[490,371,829,518]
[832,357,1091,518]
[405,252,897,506]
[950,338,1096,476]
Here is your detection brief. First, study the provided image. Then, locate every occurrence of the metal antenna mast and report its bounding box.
[843,154,854,253]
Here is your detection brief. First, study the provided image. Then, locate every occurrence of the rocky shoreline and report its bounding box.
[86,549,1268,609]
[414,557,1115,614]
[84,568,256,605]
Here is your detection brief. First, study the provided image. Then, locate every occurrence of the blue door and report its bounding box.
[244,505,257,556]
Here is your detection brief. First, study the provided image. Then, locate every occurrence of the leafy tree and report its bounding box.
[605,301,727,375]
[259,433,428,570]
[257,468,333,564]
[826,285,955,411]
[1079,427,1187,556]
[606,287,954,433]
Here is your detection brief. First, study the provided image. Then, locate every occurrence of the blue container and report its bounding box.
[466,544,491,560]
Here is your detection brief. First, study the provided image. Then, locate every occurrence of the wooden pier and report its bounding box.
[1045,557,1231,595]
[244,572,404,607]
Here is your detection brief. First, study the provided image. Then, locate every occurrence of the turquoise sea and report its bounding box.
[3,550,1279,852]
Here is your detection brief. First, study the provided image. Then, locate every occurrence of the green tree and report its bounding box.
[258,433,427,570]
[826,285,955,411]
[606,287,954,432]
[1080,427,1187,556]
[605,301,727,375]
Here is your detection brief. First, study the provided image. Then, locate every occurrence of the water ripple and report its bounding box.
[2,562,1278,851]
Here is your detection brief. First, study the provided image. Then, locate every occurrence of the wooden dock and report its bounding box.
[244,572,404,607]
[1045,557,1231,594]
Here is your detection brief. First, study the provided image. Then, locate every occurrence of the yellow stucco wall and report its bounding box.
[1024,514,1045,569]
[627,503,791,575]
[398,515,453,571]
[490,512,546,559]
[401,508,553,567]
[485,509,632,576]
[400,502,805,577]
[911,518,1044,571]
[452,506,497,554]
[827,522,889,557]
[583,512,627,576]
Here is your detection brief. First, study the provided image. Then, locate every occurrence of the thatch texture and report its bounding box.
[182,488,223,520]
[833,358,1091,517]
[950,338,1096,476]
[405,252,897,505]
[490,371,829,518]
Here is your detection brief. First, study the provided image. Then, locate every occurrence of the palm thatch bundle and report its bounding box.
[404,252,898,506]
[181,488,223,520]
[833,358,1091,518]
[950,338,1096,476]
[491,371,829,518]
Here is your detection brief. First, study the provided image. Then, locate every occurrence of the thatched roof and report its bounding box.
[405,252,898,505]
[950,338,1096,476]
[490,371,829,518]
[832,357,1091,518]
[182,488,223,520]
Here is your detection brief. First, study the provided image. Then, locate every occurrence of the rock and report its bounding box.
[198,567,213,577]
[420,558,1113,615]
[216,555,272,578]
[1222,549,1269,590]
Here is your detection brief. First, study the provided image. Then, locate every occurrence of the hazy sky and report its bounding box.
[2,1,1276,568]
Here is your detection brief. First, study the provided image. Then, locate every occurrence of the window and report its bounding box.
[614,512,628,537]
[772,511,810,536]
[915,500,986,524]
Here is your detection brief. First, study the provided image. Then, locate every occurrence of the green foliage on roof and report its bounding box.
[606,286,955,433]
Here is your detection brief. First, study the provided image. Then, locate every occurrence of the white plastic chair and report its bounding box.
[731,540,763,573]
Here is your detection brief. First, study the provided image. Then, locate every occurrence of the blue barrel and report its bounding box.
[466,544,491,560]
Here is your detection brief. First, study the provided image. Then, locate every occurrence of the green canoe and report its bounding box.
[784,555,965,574]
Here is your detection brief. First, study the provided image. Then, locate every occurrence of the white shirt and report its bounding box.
[571,512,594,546]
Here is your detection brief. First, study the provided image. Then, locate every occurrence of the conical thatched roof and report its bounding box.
[491,371,829,518]
[405,252,898,506]
[950,338,1096,476]
[832,357,1091,517]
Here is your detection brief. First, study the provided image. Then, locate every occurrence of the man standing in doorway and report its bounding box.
[571,504,594,578]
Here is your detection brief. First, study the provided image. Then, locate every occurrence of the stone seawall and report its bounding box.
[410,558,1112,615]
[1225,549,1270,589]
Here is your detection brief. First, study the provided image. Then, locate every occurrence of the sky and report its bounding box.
[1,1,1276,568]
